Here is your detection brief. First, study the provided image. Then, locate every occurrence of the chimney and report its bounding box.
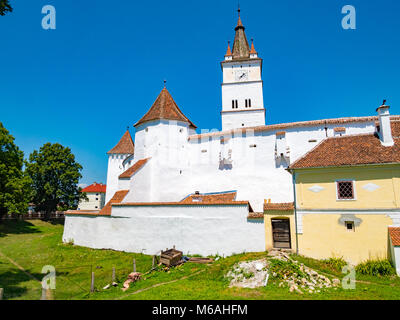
[376,100,394,147]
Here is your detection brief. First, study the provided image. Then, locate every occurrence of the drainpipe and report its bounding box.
[291,170,299,255]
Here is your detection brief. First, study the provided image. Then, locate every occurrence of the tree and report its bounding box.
[0,122,32,221]
[26,143,84,220]
[0,0,12,16]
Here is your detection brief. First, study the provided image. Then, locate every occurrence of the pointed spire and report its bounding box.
[107,129,135,154]
[225,41,232,56]
[235,4,244,30]
[232,7,250,59]
[134,87,197,129]
[249,38,257,54]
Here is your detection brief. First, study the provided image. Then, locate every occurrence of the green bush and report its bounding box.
[268,258,307,280]
[355,259,395,276]
[321,257,347,271]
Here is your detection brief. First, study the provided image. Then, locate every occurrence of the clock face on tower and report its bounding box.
[235,69,249,81]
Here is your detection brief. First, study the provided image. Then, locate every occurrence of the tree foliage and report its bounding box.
[0,122,32,219]
[26,143,84,219]
[0,0,12,16]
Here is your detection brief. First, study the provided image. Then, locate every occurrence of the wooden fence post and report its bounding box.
[91,272,95,293]
[133,259,136,273]
[152,256,155,269]
[0,288,3,300]
[112,267,116,282]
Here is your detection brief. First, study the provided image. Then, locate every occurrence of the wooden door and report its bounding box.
[271,219,291,249]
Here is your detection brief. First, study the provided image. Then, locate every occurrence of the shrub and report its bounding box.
[321,257,347,271]
[355,259,395,276]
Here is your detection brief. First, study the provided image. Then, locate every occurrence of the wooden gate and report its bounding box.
[271,219,291,249]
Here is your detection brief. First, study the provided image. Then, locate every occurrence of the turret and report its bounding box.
[105,129,134,202]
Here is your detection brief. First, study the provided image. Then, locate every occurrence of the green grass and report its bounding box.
[0,220,400,300]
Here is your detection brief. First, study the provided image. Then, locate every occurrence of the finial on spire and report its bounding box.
[238,3,241,16]
[163,79,166,88]
[383,99,387,106]
[127,126,129,131]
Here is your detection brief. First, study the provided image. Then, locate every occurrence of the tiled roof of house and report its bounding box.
[180,191,237,204]
[119,158,151,179]
[289,120,400,169]
[188,116,400,141]
[81,183,106,193]
[134,88,197,129]
[264,202,294,211]
[65,190,129,216]
[389,227,400,246]
[334,127,346,133]
[107,130,135,154]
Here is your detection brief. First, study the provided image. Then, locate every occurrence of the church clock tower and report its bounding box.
[221,9,265,131]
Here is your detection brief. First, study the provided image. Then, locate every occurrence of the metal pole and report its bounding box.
[112,267,115,282]
[133,259,136,273]
[90,272,95,293]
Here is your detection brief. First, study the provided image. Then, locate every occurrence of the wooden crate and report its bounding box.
[160,248,182,267]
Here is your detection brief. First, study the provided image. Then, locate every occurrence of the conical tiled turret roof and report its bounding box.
[107,130,135,154]
[134,87,197,129]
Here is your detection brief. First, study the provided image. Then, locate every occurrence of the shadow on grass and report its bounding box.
[0,269,43,300]
[48,219,65,226]
[0,220,42,238]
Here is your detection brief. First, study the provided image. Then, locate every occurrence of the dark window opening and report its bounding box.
[337,181,354,200]
[345,221,355,231]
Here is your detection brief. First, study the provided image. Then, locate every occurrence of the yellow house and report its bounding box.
[265,104,400,271]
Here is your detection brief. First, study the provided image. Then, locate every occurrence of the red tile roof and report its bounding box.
[247,212,264,219]
[389,227,400,246]
[99,190,129,216]
[180,191,237,204]
[334,127,346,133]
[119,158,150,179]
[107,130,135,154]
[189,116,400,141]
[264,202,294,211]
[81,183,106,193]
[134,88,196,129]
[65,190,129,216]
[289,120,400,169]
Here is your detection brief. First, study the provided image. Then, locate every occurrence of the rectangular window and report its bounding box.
[249,99,251,107]
[345,221,355,231]
[245,99,248,108]
[232,100,235,109]
[235,100,238,108]
[337,181,355,200]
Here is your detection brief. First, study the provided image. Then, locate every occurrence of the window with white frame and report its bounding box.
[337,180,355,200]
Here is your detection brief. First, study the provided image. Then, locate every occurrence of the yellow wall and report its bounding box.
[298,214,393,264]
[295,164,400,210]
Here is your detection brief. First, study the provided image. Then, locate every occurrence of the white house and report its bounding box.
[78,183,107,211]
[63,10,398,256]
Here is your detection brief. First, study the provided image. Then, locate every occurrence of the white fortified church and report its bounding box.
[64,10,392,256]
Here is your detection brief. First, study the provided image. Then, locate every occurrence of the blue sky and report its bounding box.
[1,0,400,186]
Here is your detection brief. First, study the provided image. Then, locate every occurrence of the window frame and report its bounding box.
[335,179,356,201]
[345,221,355,232]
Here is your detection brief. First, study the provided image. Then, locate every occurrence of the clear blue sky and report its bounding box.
[1,0,400,186]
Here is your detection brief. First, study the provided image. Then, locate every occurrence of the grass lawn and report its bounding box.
[0,219,399,300]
